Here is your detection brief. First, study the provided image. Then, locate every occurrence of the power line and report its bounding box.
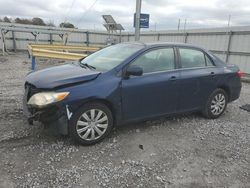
[61,0,99,35]
[61,0,76,30]
[64,0,76,23]
[76,0,99,24]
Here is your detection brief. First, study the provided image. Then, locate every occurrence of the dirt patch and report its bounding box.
[0,57,8,63]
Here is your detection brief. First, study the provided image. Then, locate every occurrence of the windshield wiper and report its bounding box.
[80,63,96,70]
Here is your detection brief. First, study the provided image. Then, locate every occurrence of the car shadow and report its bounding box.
[112,112,202,136]
[5,111,202,147]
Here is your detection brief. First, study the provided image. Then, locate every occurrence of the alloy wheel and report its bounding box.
[210,93,226,116]
[76,109,108,141]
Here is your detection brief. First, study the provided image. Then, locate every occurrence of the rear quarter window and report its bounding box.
[205,55,214,66]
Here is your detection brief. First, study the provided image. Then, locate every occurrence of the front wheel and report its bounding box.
[202,89,228,119]
[69,102,113,145]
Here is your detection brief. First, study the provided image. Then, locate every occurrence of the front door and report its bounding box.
[121,47,180,121]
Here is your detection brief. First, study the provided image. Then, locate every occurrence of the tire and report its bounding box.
[69,102,113,145]
[202,88,228,119]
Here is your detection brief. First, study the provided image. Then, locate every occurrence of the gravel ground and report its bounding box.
[0,53,250,188]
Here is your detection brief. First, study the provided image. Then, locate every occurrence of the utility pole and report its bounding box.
[184,19,187,31]
[135,0,142,41]
[228,14,231,27]
[177,19,180,31]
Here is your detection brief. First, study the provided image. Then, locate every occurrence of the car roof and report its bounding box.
[123,41,205,50]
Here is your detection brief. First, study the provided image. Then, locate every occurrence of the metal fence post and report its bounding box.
[31,56,36,70]
[12,31,16,52]
[86,31,89,46]
[49,33,53,44]
[226,31,233,63]
[157,33,160,41]
[119,30,122,43]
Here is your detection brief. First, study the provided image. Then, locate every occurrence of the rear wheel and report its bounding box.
[202,88,228,119]
[69,102,113,145]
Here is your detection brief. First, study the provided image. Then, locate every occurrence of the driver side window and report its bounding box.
[130,48,175,74]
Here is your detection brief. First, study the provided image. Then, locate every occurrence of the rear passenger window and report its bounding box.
[179,48,206,68]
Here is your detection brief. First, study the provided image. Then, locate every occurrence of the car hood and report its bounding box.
[25,63,101,89]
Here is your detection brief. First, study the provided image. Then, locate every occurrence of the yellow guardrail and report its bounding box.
[31,48,88,60]
[29,44,100,52]
[28,44,101,70]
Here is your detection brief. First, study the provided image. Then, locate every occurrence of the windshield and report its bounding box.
[80,43,144,71]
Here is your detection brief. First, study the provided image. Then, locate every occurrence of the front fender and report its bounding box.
[57,74,122,124]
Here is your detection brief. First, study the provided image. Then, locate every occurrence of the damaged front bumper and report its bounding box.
[23,94,71,135]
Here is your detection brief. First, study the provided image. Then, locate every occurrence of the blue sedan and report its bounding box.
[23,42,242,145]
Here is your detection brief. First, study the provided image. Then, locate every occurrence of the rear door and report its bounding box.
[177,47,218,112]
[121,47,180,121]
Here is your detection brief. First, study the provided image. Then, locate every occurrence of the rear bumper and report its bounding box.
[229,84,242,102]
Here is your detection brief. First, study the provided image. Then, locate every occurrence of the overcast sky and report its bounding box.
[0,0,250,31]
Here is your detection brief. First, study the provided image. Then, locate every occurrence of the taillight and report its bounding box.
[237,70,244,78]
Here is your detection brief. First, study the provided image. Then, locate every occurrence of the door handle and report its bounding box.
[169,76,177,81]
[210,72,215,78]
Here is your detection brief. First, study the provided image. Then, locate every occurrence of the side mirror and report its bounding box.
[125,66,143,77]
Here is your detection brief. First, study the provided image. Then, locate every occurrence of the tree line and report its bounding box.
[0,16,76,28]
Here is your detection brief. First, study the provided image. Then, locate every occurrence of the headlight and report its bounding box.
[27,92,69,108]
